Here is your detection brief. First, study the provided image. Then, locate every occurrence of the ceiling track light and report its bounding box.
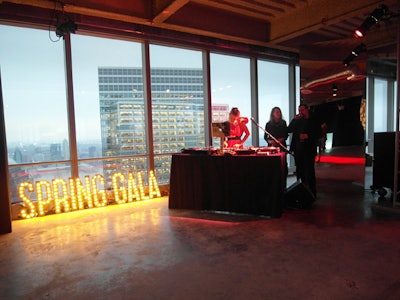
[332,84,338,97]
[354,5,388,38]
[343,43,366,66]
[55,19,77,38]
[49,0,78,41]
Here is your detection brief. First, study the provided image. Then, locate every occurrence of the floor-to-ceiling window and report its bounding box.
[257,60,289,146]
[374,78,388,133]
[210,53,251,147]
[0,25,70,204]
[366,76,397,154]
[295,65,300,109]
[71,34,147,188]
[149,44,205,183]
[0,23,296,219]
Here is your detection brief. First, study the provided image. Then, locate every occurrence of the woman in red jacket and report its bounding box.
[226,107,250,148]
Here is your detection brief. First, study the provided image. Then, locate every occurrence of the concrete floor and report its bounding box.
[1,150,400,299]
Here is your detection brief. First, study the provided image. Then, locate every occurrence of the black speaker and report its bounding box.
[284,181,316,209]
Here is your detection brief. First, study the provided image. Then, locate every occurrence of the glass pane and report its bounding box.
[257,60,289,146]
[210,54,251,147]
[10,158,152,219]
[150,45,205,154]
[0,25,69,164]
[78,157,148,190]
[154,155,172,185]
[296,65,300,109]
[9,162,71,204]
[71,35,145,159]
[366,78,370,152]
[374,78,388,133]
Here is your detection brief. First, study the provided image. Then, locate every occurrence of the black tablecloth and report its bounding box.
[169,153,286,218]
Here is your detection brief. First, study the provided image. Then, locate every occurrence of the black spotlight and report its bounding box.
[343,43,366,66]
[332,84,338,97]
[354,5,388,38]
[55,20,77,39]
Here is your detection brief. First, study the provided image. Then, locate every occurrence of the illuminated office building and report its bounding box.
[99,67,207,183]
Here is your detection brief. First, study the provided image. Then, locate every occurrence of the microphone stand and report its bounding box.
[250,117,293,156]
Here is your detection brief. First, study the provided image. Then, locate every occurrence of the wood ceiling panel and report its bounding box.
[192,0,274,20]
[312,29,346,40]
[317,26,351,38]
[153,0,176,13]
[0,0,397,105]
[216,0,285,14]
[283,0,309,7]
[165,1,270,42]
[258,0,297,10]
[152,0,189,23]
[194,0,308,20]
[332,23,358,33]
[269,0,392,42]
[69,0,150,18]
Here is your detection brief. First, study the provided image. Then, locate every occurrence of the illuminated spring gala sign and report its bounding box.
[18,170,161,219]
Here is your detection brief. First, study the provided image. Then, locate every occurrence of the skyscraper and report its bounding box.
[98,67,207,183]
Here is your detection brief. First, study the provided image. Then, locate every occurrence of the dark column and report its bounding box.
[142,41,155,171]
[0,70,12,234]
[64,34,79,178]
[203,50,212,146]
[393,3,400,207]
[250,57,259,146]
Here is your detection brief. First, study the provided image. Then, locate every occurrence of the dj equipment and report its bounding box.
[284,181,315,209]
[181,147,281,156]
[234,148,256,155]
[181,148,217,155]
[256,146,280,155]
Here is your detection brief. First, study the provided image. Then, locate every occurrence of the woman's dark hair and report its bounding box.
[269,107,284,123]
[299,103,309,109]
[230,107,240,116]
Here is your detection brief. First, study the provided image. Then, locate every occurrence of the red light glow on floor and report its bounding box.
[168,216,241,226]
[316,156,365,165]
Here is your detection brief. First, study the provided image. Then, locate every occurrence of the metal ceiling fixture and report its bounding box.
[354,5,388,38]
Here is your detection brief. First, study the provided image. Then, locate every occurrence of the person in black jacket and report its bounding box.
[264,107,288,150]
[265,107,289,187]
[288,103,321,197]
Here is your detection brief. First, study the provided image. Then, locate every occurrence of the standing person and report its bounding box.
[264,106,289,187]
[288,103,321,197]
[264,107,288,150]
[317,123,328,162]
[226,107,250,148]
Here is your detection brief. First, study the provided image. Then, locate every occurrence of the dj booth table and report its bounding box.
[169,153,286,218]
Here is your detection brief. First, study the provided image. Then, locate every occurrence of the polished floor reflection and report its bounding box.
[1,151,400,299]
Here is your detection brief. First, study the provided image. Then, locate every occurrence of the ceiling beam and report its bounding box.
[254,0,297,11]
[269,0,393,44]
[3,0,60,10]
[212,0,284,15]
[142,21,295,52]
[192,0,273,20]
[0,0,298,54]
[152,0,189,23]
[2,0,150,23]
[285,0,310,8]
